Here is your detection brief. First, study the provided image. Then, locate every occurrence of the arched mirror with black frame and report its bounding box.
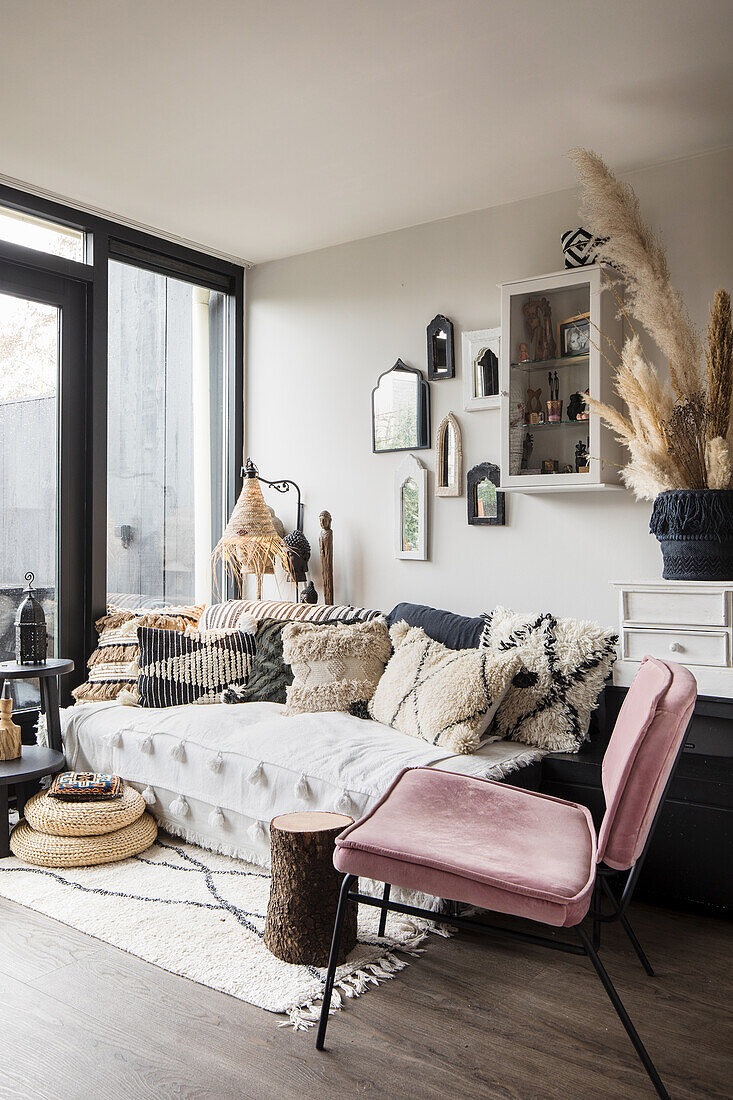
[372,359,430,453]
[427,314,455,380]
[467,462,505,526]
[435,413,462,497]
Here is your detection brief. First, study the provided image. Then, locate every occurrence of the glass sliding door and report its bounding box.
[0,292,58,704]
[0,260,87,705]
[107,261,229,609]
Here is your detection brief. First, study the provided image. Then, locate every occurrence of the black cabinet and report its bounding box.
[538,688,733,914]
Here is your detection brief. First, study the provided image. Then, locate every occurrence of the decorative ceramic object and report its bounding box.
[0,684,21,761]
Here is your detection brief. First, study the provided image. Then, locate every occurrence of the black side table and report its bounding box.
[0,746,66,857]
[0,659,74,753]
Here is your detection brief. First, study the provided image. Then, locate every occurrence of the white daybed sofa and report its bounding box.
[61,700,542,868]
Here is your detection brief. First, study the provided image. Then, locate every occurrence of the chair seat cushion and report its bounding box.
[334,768,596,927]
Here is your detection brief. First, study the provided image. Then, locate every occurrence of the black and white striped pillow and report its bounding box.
[137,627,256,707]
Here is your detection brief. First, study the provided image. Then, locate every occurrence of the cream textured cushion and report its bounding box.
[480,606,618,751]
[369,623,520,754]
[282,617,392,716]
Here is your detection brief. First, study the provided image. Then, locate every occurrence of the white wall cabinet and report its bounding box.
[499,265,624,492]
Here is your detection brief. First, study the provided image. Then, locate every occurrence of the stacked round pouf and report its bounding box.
[10,784,157,867]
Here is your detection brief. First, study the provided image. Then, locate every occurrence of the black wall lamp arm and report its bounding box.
[242,458,304,532]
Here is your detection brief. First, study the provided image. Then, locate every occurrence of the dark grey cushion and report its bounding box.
[386,603,484,651]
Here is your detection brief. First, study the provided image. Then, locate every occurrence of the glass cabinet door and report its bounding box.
[500,265,620,491]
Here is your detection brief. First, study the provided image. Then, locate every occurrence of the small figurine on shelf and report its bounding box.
[300,580,318,604]
[526,387,542,424]
[517,341,530,364]
[578,388,591,421]
[575,440,589,473]
[521,432,534,470]
[567,392,585,421]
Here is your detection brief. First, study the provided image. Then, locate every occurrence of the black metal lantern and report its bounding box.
[15,572,47,665]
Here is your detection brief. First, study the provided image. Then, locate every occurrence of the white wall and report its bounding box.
[245,148,733,626]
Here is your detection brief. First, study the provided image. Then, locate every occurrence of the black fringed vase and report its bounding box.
[649,489,733,581]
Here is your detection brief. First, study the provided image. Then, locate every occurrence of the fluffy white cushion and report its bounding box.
[369,623,519,754]
[480,606,618,751]
[282,617,392,716]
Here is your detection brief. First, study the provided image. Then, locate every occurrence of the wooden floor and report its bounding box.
[0,895,730,1099]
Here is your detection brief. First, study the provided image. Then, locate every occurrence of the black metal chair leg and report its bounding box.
[316,874,355,1051]
[618,911,655,977]
[600,877,655,976]
[377,882,391,937]
[576,927,669,1099]
[592,878,602,951]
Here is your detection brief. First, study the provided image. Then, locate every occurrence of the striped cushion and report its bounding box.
[199,599,381,632]
[137,627,256,707]
[72,605,203,704]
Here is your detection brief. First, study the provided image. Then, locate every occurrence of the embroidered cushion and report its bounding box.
[480,606,618,751]
[48,772,123,801]
[137,627,255,707]
[72,604,203,704]
[282,618,392,716]
[369,623,519,754]
[221,618,294,705]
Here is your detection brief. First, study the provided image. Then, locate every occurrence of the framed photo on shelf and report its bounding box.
[558,312,590,358]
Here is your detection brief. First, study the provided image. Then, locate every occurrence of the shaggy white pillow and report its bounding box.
[369,623,519,754]
[480,606,618,752]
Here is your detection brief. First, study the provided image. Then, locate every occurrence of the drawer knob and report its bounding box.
[669,642,684,653]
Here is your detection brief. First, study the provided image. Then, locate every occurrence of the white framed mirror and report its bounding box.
[394,454,427,560]
[462,327,501,411]
[435,413,462,497]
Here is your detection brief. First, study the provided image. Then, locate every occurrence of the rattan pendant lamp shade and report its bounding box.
[213,468,293,596]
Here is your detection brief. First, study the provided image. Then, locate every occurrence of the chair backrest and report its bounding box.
[597,657,697,870]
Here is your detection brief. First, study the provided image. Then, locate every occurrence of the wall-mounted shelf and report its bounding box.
[503,483,625,494]
[499,265,624,493]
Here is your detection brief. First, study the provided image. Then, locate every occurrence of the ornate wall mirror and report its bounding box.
[427,314,455,380]
[372,360,430,453]
[394,454,427,559]
[467,462,505,526]
[462,327,501,411]
[435,413,462,497]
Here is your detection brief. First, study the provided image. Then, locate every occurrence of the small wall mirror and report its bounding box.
[467,462,505,526]
[427,314,455,380]
[463,327,501,411]
[435,413,462,497]
[395,455,427,559]
[372,360,430,453]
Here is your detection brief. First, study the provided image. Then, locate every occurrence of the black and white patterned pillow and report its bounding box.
[561,227,607,268]
[480,607,618,751]
[137,627,255,707]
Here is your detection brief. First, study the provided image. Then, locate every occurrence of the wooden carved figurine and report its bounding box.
[526,387,542,423]
[319,510,334,606]
[0,684,21,761]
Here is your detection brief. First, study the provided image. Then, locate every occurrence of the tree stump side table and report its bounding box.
[264,812,357,967]
[0,659,74,754]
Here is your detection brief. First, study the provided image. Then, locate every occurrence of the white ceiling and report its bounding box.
[1,0,732,264]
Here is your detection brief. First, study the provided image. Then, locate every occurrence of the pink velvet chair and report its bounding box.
[316,657,697,1100]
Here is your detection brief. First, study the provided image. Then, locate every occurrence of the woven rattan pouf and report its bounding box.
[9,813,158,868]
[24,785,146,837]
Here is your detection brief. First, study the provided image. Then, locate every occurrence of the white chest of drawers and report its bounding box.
[612,581,733,698]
